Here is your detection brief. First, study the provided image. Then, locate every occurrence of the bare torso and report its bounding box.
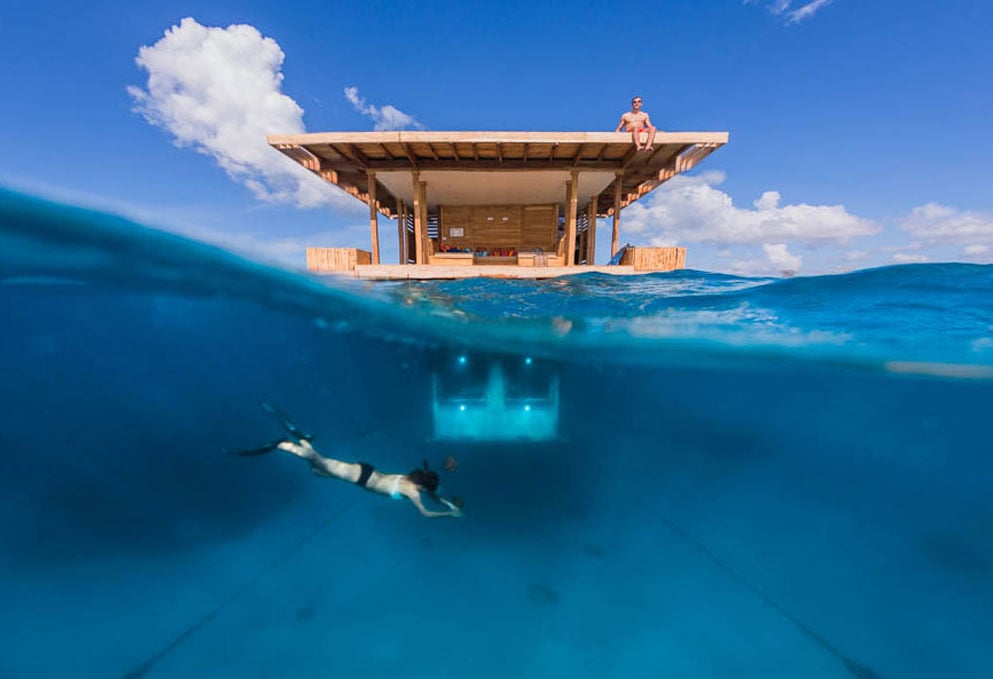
[363,469,415,499]
[620,110,651,131]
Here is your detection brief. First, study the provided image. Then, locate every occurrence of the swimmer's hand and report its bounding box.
[440,497,463,517]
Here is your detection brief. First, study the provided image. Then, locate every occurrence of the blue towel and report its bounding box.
[607,244,631,266]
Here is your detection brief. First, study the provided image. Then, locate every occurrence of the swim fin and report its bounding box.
[261,401,313,443]
[234,440,284,457]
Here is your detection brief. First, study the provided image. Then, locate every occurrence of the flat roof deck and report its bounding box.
[268,131,728,215]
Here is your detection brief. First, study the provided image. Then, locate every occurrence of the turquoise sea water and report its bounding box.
[1,188,992,678]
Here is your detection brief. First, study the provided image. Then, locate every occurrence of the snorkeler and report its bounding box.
[237,403,463,519]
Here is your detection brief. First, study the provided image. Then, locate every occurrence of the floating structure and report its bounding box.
[268,130,728,279]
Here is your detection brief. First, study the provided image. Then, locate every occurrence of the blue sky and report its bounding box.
[1,0,991,275]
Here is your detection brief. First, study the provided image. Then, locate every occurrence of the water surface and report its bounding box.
[1,189,991,678]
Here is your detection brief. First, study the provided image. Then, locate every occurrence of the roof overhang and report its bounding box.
[267,131,728,217]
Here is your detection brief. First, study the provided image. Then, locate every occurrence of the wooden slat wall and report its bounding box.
[439,206,473,251]
[619,247,686,272]
[472,206,520,247]
[439,204,557,251]
[522,205,558,251]
[306,247,372,272]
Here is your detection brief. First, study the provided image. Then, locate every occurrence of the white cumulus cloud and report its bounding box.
[344,87,424,131]
[623,171,879,247]
[128,17,348,209]
[763,243,802,273]
[897,203,993,245]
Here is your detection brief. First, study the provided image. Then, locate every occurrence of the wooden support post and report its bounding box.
[412,171,424,264]
[367,171,380,264]
[611,171,623,257]
[566,169,579,267]
[564,178,573,266]
[587,194,598,265]
[419,180,428,264]
[397,201,406,264]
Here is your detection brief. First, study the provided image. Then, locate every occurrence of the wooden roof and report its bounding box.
[267,131,728,218]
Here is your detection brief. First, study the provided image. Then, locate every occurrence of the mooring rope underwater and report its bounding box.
[636,497,884,679]
[121,500,357,679]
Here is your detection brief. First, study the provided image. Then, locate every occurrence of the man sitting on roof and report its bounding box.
[616,96,657,152]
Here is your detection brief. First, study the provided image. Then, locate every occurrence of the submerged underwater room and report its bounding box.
[1,190,993,678]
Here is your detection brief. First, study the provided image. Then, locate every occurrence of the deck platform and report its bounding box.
[346,264,638,280]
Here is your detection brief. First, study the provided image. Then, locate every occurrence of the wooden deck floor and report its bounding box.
[339,265,640,280]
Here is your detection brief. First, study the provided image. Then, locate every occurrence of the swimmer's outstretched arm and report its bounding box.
[408,492,462,519]
[437,496,461,513]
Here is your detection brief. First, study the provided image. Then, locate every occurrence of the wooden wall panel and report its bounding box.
[306,247,372,272]
[472,206,520,247]
[522,205,558,251]
[438,204,557,251]
[620,246,686,272]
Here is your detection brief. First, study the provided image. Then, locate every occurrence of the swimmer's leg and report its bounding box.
[277,440,358,481]
[261,401,313,442]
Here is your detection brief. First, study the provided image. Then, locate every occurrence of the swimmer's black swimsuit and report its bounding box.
[356,462,375,488]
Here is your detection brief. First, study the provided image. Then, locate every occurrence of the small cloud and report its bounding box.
[893,253,929,264]
[845,250,867,261]
[785,0,832,23]
[964,244,990,256]
[128,17,349,209]
[344,86,424,131]
[745,0,833,23]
